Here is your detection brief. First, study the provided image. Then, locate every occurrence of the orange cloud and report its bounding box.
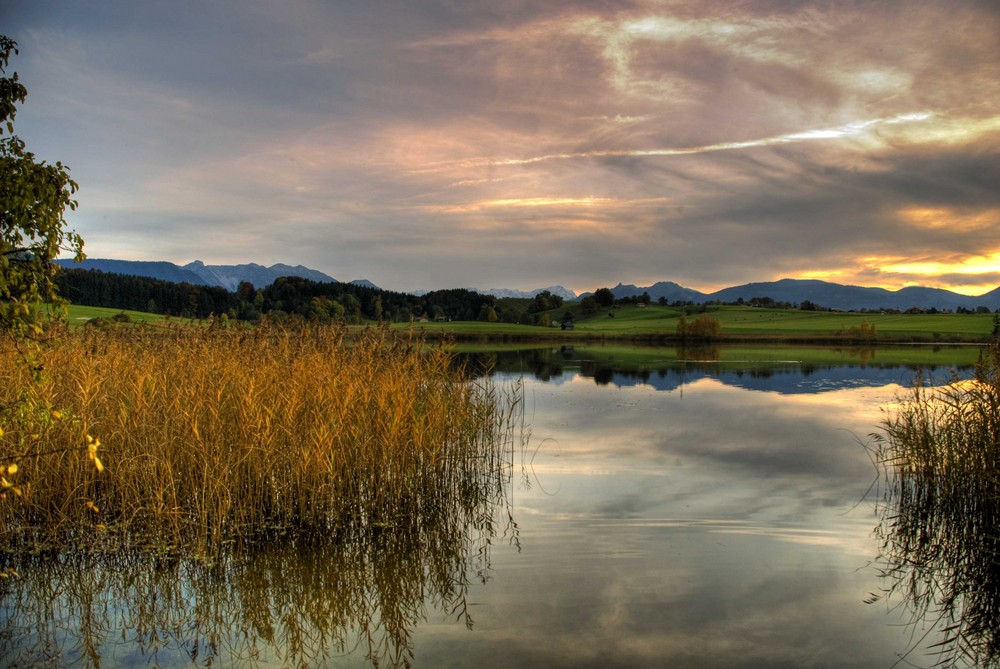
[897,206,1000,232]
[791,251,1000,296]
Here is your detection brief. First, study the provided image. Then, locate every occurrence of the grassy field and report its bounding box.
[398,304,997,342]
[64,301,998,342]
[66,304,178,327]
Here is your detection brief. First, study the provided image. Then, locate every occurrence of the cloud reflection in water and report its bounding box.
[412,368,927,668]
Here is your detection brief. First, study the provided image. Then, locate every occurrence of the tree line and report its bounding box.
[56,269,506,324]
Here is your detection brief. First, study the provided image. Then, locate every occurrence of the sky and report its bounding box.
[3,1,999,296]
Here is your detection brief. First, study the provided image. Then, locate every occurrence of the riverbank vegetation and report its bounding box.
[0,325,519,558]
[871,340,1000,667]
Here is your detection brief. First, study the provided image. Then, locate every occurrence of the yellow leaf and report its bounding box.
[85,501,99,513]
[94,456,104,473]
[6,463,17,475]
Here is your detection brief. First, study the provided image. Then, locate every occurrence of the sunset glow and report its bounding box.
[7,1,1000,294]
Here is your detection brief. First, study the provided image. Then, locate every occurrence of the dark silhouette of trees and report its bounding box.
[56,269,239,318]
[527,290,563,313]
[593,288,615,307]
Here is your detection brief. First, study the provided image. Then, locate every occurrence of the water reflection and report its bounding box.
[4,346,991,668]
[414,372,903,667]
[0,458,518,668]
[872,385,1000,667]
[460,344,977,395]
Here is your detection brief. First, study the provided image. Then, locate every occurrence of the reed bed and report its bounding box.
[0,324,520,557]
[871,341,1000,667]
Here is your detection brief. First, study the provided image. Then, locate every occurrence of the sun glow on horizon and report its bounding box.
[789,252,1000,297]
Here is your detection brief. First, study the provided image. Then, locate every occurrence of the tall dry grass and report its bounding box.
[871,340,1000,667]
[0,324,519,556]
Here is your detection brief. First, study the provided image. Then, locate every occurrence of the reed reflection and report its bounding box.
[0,481,518,669]
[871,343,1000,668]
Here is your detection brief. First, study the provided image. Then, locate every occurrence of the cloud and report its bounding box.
[7,0,1000,292]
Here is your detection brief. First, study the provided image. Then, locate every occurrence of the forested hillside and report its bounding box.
[56,269,502,323]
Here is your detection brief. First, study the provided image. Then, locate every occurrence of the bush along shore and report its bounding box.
[0,323,521,559]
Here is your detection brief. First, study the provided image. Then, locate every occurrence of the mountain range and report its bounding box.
[54,258,1000,312]
[55,259,338,292]
[584,278,1000,312]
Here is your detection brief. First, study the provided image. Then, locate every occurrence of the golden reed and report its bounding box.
[0,324,515,556]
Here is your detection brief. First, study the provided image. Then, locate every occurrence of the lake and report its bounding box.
[0,344,988,668]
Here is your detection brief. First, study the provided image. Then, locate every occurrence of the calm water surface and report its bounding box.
[1,346,985,668]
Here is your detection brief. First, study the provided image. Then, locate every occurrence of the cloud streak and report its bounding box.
[421,111,939,170]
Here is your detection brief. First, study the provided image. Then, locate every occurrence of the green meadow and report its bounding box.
[66,304,178,327]
[66,301,997,343]
[398,303,997,343]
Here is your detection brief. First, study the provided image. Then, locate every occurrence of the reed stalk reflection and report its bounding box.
[1,500,518,668]
[872,342,1000,668]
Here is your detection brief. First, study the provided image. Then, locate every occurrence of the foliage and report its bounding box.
[57,269,502,324]
[593,287,615,307]
[57,268,239,318]
[842,319,876,341]
[0,36,84,338]
[526,290,563,313]
[676,314,722,341]
[0,36,100,538]
[580,295,598,314]
[261,276,495,324]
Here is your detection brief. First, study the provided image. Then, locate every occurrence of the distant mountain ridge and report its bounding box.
[54,258,1000,311]
[481,285,577,300]
[582,278,1000,312]
[56,258,338,292]
[181,260,338,292]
